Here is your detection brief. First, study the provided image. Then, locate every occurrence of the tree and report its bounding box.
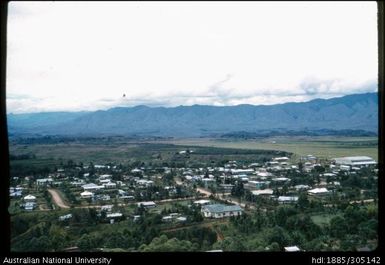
[329,216,348,238]
[297,193,309,210]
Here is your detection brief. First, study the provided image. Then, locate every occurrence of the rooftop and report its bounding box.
[202,204,243,213]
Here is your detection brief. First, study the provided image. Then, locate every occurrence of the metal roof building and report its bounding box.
[201,204,243,218]
[333,156,376,167]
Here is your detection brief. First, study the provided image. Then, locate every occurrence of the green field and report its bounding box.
[311,213,340,227]
[155,136,378,161]
[8,136,378,175]
[9,140,288,174]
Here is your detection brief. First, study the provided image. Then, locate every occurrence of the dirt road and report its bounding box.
[48,189,70,209]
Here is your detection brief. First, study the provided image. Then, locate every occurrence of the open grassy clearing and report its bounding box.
[155,136,378,161]
[311,213,340,227]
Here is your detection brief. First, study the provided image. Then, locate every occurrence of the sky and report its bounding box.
[6,1,378,113]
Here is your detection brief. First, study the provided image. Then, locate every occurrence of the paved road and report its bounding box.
[48,189,70,209]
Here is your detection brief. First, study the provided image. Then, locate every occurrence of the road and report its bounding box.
[48,189,70,209]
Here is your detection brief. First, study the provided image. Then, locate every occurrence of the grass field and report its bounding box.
[8,136,378,173]
[155,136,378,161]
[311,213,340,227]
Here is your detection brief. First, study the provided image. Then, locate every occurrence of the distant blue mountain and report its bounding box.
[7,92,378,137]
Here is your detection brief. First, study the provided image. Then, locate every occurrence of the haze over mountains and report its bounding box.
[7,92,378,138]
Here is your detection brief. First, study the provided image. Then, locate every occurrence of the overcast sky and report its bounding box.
[7,1,378,113]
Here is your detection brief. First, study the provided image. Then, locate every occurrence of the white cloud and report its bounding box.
[6,1,378,113]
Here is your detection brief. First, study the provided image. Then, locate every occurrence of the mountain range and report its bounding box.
[7,92,378,137]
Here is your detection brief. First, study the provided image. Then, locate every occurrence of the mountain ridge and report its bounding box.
[7,92,378,137]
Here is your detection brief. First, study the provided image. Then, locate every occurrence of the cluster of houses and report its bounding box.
[11,154,377,215]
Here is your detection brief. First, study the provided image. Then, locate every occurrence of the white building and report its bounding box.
[284,246,301,252]
[82,183,104,191]
[308,187,330,196]
[201,204,243,218]
[251,189,274,196]
[59,214,73,221]
[23,194,36,201]
[278,196,299,204]
[333,156,376,167]
[80,191,94,199]
[137,201,157,208]
[103,182,117,189]
[193,199,211,206]
[36,178,54,186]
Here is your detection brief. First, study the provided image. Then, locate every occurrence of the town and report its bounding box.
[9,146,378,252]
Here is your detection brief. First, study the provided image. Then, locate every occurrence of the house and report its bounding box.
[271,177,290,183]
[201,204,243,218]
[273,157,289,162]
[10,187,23,197]
[23,194,36,202]
[245,181,269,190]
[70,180,85,187]
[294,185,311,191]
[251,189,274,196]
[230,169,255,175]
[162,216,173,222]
[131,168,143,174]
[137,201,157,208]
[106,212,123,218]
[278,196,299,204]
[82,183,104,191]
[176,216,187,222]
[103,182,117,189]
[24,202,36,211]
[36,178,54,186]
[193,199,211,206]
[136,179,154,187]
[308,187,330,196]
[59,214,73,221]
[10,191,22,197]
[284,246,301,252]
[99,179,111,184]
[99,174,112,179]
[99,194,111,201]
[80,191,94,199]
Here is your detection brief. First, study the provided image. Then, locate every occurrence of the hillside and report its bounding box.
[7,92,378,137]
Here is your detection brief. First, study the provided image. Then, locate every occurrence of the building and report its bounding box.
[245,181,269,191]
[162,216,173,222]
[59,214,73,221]
[193,199,211,206]
[80,191,94,199]
[251,189,274,196]
[201,204,243,218]
[24,202,36,211]
[23,194,36,202]
[333,156,376,167]
[284,246,301,252]
[103,182,117,189]
[36,178,54,186]
[106,212,123,218]
[308,187,330,196]
[278,196,299,204]
[82,183,104,191]
[137,201,157,208]
[273,157,289,162]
